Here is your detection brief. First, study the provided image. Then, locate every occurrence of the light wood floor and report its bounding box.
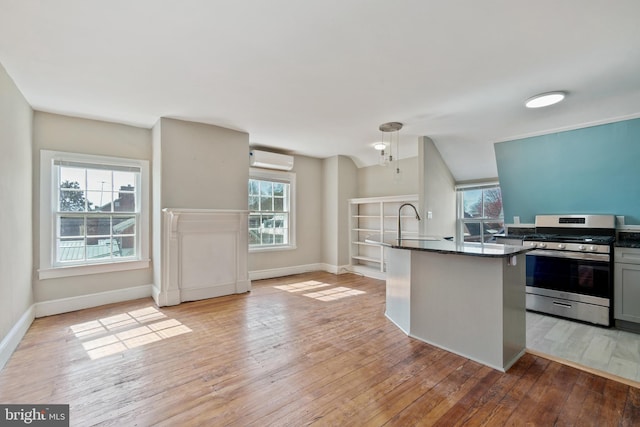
[1,272,638,426]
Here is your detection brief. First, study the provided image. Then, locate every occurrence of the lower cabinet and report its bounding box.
[614,247,640,324]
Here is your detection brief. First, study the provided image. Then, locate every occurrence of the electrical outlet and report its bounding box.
[427,211,433,219]
[514,216,520,224]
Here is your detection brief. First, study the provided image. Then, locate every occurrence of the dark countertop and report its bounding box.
[364,235,534,258]
[615,231,640,248]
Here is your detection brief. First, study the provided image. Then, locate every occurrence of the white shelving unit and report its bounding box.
[348,194,419,279]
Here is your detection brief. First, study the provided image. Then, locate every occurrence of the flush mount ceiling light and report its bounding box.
[525,91,566,108]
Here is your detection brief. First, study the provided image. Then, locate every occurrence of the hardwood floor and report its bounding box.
[1,272,638,426]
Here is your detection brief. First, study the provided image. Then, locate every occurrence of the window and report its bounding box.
[39,150,149,279]
[456,183,504,243]
[249,168,296,251]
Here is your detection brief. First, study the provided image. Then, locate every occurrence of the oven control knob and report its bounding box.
[558,244,566,249]
[538,243,547,248]
[589,245,597,251]
[578,245,586,251]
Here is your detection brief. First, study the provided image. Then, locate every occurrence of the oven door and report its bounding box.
[525,250,611,299]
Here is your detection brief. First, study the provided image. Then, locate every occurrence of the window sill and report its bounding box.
[249,244,297,253]
[38,259,151,280]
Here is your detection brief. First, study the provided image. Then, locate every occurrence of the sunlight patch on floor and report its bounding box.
[70,307,192,360]
[302,286,366,301]
[274,280,366,301]
[274,280,331,292]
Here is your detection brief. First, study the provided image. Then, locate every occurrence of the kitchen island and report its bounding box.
[366,235,533,372]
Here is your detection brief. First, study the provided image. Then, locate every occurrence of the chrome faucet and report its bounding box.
[398,203,421,241]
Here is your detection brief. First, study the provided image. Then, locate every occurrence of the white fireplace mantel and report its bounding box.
[153,208,250,306]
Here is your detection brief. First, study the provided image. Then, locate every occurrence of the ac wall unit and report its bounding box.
[249,150,294,171]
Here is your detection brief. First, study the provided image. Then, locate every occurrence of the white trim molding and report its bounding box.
[35,284,153,318]
[249,263,352,281]
[0,306,35,371]
[39,150,150,280]
[155,209,251,307]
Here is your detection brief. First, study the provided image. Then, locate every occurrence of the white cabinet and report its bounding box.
[614,247,640,324]
[348,195,419,279]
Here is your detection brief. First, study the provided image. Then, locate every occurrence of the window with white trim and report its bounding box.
[456,182,504,243]
[39,150,149,279]
[249,168,296,251]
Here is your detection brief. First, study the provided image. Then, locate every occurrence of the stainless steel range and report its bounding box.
[523,214,616,326]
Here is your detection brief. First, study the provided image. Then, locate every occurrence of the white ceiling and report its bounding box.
[1,1,640,182]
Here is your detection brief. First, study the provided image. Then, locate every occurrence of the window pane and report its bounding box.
[249,180,259,195]
[463,189,482,218]
[249,230,260,245]
[114,236,135,257]
[262,233,274,244]
[249,215,261,228]
[87,191,112,212]
[60,167,86,190]
[59,217,84,237]
[86,217,111,236]
[274,197,284,211]
[260,181,272,196]
[249,196,260,211]
[59,189,86,211]
[113,171,135,190]
[113,217,136,235]
[273,183,284,196]
[483,221,504,242]
[57,239,85,262]
[483,188,503,219]
[86,169,112,191]
[86,238,115,260]
[113,190,136,212]
[261,196,273,211]
[462,221,481,242]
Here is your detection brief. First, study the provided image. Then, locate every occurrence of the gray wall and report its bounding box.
[157,117,249,210]
[357,156,419,198]
[32,112,153,301]
[322,155,358,269]
[249,155,324,272]
[419,136,456,238]
[356,137,456,239]
[0,63,33,345]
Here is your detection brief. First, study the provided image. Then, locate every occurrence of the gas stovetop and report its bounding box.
[522,233,616,245]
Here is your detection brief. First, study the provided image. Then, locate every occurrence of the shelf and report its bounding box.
[352,255,381,263]
[352,241,379,246]
[348,194,419,280]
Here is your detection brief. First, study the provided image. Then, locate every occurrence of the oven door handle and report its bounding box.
[527,249,610,262]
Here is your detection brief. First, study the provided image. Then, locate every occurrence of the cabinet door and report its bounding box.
[614,262,640,323]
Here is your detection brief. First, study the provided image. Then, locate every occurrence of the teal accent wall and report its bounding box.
[494,118,640,225]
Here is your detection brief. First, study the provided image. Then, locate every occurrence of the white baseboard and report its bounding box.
[321,264,352,275]
[35,284,154,318]
[250,263,360,281]
[0,305,35,371]
[249,263,325,280]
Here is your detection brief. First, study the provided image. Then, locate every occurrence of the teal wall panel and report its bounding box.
[494,118,640,225]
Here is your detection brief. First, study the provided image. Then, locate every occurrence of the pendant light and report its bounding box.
[378,122,403,177]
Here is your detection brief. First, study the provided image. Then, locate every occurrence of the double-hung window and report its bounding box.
[456,182,504,243]
[248,168,296,251]
[39,150,149,279]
